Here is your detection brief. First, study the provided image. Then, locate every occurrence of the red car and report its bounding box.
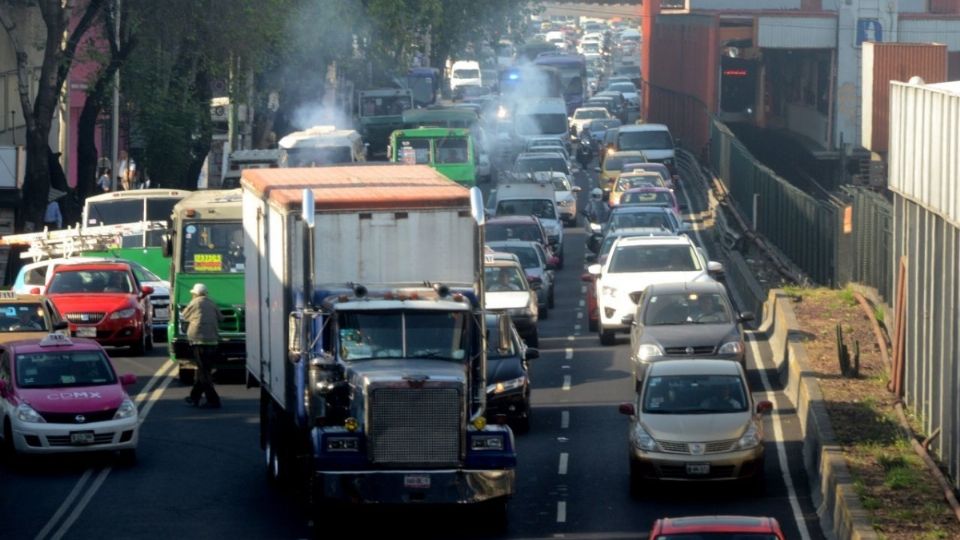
[648,515,786,540]
[45,263,154,354]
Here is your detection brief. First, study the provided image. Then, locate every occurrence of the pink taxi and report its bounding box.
[0,334,138,461]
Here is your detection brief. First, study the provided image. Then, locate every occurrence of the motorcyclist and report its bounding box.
[582,188,611,226]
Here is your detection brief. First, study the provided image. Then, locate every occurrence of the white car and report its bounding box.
[12,257,171,340]
[545,172,581,226]
[484,258,539,347]
[570,107,612,136]
[587,235,721,346]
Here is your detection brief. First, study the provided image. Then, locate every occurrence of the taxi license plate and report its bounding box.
[70,431,95,445]
[686,463,710,475]
[404,474,430,489]
[154,308,169,319]
[75,327,96,338]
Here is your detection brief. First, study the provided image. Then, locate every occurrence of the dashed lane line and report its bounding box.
[558,453,569,475]
[565,347,574,360]
[556,501,567,523]
[562,375,572,391]
[561,410,570,429]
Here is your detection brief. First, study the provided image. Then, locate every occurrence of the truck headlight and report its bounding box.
[16,403,45,424]
[718,341,744,355]
[113,398,137,420]
[110,308,137,320]
[631,423,658,452]
[737,421,761,450]
[636,343,664,361]
[487,375,527,395]
[325,436,361,452]
[601,285,618,299]
[471,434,505,451]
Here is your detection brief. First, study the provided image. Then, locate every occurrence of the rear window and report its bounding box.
[48,269,133,294]
[622,191,673,206]
[496,199,557,220]
[608,244,700,273]
[618,130,673,151]
[485,223,543,243]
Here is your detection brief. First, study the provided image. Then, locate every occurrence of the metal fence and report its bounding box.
[841,186,894,301]
[709,120,848,286]
[893,196,960,489]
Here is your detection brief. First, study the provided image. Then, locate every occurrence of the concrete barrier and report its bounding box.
[762,290,878,540]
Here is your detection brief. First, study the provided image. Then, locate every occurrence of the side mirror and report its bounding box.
[587,263,601,276]
[120,373,137,387]
[141,286,154,296]
[618,402,636,416]
[739,312,756,323]
[525,348,540,360]
[756,400,773,414]
[580,272,595,283]
[571,186,582,193]
[707,261,724,274]
[53,321,68,331]
[621,314,635,326]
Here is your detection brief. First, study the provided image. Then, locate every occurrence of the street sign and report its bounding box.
[856,19,883,47]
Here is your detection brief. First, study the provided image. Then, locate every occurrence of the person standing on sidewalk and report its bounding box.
[181,283,223,408]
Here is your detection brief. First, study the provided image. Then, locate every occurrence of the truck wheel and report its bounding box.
[178,368,195,386]
[599,328,615,346]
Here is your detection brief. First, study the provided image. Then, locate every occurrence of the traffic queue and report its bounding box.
[0,13,785,537]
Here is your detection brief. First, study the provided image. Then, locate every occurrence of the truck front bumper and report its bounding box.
[313,468,515,504]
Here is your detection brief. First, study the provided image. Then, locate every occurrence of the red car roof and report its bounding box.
[51,262,132,272]
[652,515,784,537]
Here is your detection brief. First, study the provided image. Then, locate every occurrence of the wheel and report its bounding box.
[629,458,646,498]
[525,330,539,348]
[588,316,598,332]
[178,367,195,386]
[599,328,616,346]
[548,287,555,309]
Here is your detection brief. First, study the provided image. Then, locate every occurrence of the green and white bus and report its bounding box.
[388,127,477,187]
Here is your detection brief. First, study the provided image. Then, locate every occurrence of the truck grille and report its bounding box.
[65,313,105,324]
[368,386,462,467]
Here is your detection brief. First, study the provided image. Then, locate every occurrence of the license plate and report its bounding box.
[75,326,97,338]
[404,474,431,489]
[686,463,710,475]
[70,431,95,445]
[154,308,169,319]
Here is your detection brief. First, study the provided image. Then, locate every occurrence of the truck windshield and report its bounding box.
[360,95,412,117]
[338,310,468,362]
[181,221,244,273]
[283,147,352,166]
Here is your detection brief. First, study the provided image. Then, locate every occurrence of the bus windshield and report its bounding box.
[181,221,245,273]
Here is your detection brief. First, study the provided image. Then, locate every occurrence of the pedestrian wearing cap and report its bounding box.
[180,283,223,408]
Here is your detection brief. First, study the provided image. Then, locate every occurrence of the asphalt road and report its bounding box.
[1,162,825,540]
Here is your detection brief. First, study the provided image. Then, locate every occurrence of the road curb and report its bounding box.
[762,290,879,540]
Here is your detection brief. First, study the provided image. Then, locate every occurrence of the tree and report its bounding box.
[0,0,106,230]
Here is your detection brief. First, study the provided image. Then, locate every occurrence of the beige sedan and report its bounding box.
[618,359,772,493]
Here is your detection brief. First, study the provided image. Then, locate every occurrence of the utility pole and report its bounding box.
[110,0,121,191]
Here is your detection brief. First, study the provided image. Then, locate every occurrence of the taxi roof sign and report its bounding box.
[40,333,73,347]
[0,291,18,300]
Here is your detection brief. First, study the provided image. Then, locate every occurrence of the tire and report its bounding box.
[599,328,616,346]
[525,329,539,348]
[178,367,195,386]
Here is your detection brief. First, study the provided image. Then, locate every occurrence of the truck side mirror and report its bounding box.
[161,233,173,258]
[288,312,303,362]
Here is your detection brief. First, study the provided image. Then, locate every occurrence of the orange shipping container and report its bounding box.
[861,42,947,153]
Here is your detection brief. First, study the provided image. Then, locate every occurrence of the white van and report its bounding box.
[513,97,571,151]
[450,60,481,92]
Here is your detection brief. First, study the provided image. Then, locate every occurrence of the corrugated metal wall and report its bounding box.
[893,197,960,489]
[890,79,960,489]
[861,43,947,153]
[889,81,960,228]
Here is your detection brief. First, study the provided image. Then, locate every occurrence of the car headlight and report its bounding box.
[16,403,45,423]
[631,423,658,452]
[718,341,744,355]
[471,434,505,451]
[557,200,571,207]
[636,343,664,361]
[114,398,138,420]
[601,285,618,299]
[737,421,761,449]
[325,436,361,452]
[110,307,137,320]
[487,375,527,395]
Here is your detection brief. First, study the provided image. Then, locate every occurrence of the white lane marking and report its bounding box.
[562,375,572,391]
[567,336,575,341]
[748,334,813,540]
[561,365,571,370]
[556,501,567,523]
[561,410,570,429]
[580,285,586,294]
[36,360,176,540]
[558,452,569,475]
[33,470,93,540]
[573,324,581,332]
[49,468,111,540]
[564,348,573,360]
[576,311,583,319]
[578,299,585,307]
